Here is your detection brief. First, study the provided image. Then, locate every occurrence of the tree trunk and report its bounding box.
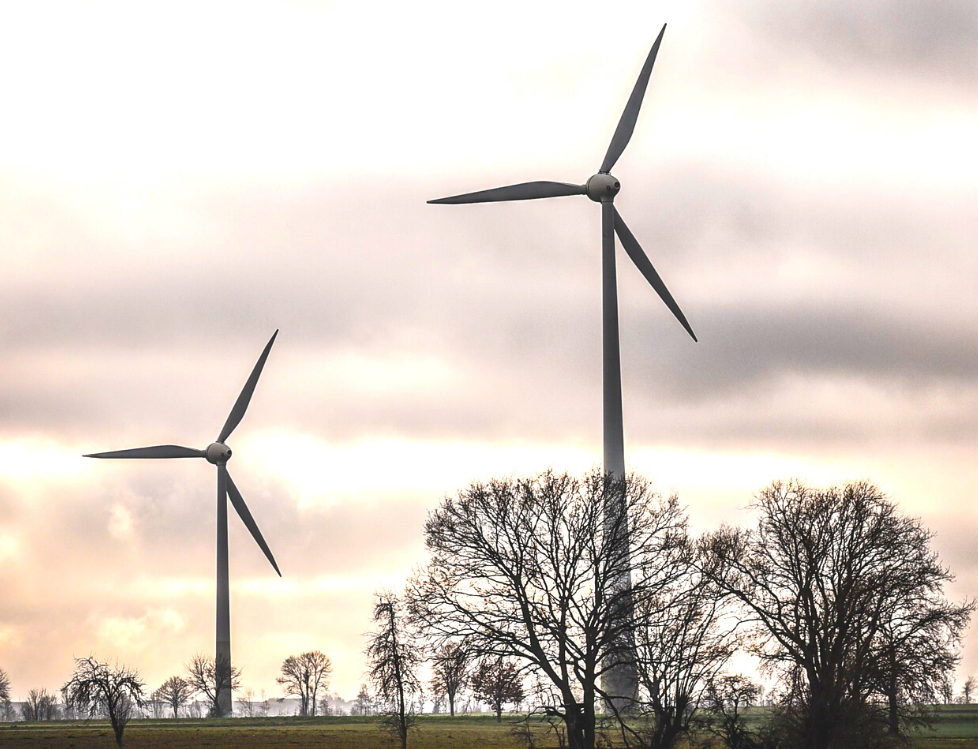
[887,689,899,735]
[399,703,408,749]
[582,694,596,749]
[563,702,591,749]
[807,688,836,749]
[886,654,900,735]
[389,604,409,749]
[448,692,455,717]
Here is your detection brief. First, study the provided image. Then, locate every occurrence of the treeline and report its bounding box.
[361,471,975,749]
[0,649,337,746]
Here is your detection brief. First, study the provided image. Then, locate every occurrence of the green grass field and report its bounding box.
[2,709,978,749]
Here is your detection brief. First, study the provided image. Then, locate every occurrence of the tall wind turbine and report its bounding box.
[428,25,695,704]
[85,330,282,717]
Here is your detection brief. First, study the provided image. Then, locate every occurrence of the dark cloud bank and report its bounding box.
[1,158,974,451]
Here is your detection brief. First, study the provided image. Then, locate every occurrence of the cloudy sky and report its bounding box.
[1,0,976,701]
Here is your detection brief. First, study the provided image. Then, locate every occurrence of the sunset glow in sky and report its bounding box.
[1,0,976,701]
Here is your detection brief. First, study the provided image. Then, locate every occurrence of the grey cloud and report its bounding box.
[725,0,978,86]
[624,302,978,398]
[3,0,977,452]
[3,163,974,451]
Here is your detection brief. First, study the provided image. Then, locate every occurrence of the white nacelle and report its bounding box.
[586,173,621,202]
[206,442,232,464]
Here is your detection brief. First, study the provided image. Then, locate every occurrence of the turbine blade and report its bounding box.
[613,208,697,342]
[84,445,206,459]
[599,24,667,174]
[226,471,282,577]
[428,181,586,205]
[217,330,278,443]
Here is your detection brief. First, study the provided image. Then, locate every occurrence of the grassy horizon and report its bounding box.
[2,708,977,748]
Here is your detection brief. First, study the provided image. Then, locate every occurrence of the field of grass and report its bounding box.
[912,704,978,749]
[0,714,538,749]
[2,708,978,748]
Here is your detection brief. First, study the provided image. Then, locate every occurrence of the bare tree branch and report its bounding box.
[699,479,975,749]
[62,656,145,748]
[185,653,240,718]
[366,590,423,749]
[407,470,688,749]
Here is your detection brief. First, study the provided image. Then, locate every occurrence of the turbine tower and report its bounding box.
[85,330,282,717]
[428,25,695,705]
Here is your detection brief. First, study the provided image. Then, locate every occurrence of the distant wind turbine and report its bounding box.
[429,25,695,704]
[85,330,281,717]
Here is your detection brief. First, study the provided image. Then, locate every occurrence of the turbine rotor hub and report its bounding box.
[586,173,621,202]
[206,442,232,465]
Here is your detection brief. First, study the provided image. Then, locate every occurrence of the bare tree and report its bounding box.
[276,650,333,716]
[156,676,191,719]
[429,641,472,717]
[938,675,955,705]
[366,590,423,749]
[408,471,688,749]
[277,656,308,715]
[235,687,253,717]
[21,688,58,721]
[700,479,975,749]
[625,547,736,749]
[470,657,524,722]
[351,683,373,716]
[259,688,271,717]
[869,585,972,734]
[0,668,11,722]
[147,688,166,719]
[186,653,241,718]
[62,657,145,747]
[700,675,763,749]
[962,676,976,705]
